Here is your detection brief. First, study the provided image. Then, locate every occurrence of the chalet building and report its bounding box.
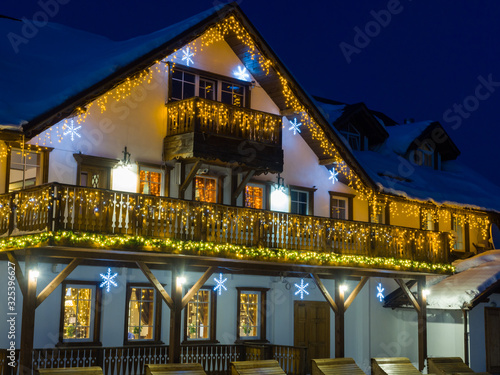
[0,3,499,374]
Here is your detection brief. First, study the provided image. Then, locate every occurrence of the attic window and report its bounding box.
[340,123,361,151]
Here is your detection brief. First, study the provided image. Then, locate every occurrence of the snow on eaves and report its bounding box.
[0,5,225,127]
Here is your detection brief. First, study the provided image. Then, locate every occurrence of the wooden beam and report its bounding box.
[344,276,368,311]
[136,261,174,309]
[6,252,26,297]
[182,266,216,308]
[417,280,428,372]
[318,158,337,166]
[179,160,202,198]
[335,279,346,358]
[36,258,81,308]
[311,273,338,314]
[231,170,255,205]
[170,265,183,363]
[395,279,420,313]
[19,254,37,375]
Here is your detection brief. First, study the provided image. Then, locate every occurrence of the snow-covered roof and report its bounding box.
[426,250,500,310]
[385,121,433,155]
[0,5,225,127]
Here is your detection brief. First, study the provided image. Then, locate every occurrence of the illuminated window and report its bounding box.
[184,288,216,342]
[236,288,268,342]
[370,202,385,224]
[139,168,162,196]
[8,148,45,192]
[423,211,438,231]
[245,185,263,209]
[290,189,309,215]
[221,81,244,107]
[331,197,348,220]
[452,216,466,251]
[199,77,217,101]
[60,282,101,344]
[195,176,217,203]
[126,286,156,341]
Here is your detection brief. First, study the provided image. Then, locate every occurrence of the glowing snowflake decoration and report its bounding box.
[376,283,385,302]
[213,273,227,295]
[63,120,81,141]
[288,118,302,135]
[181,47,194,66]
[294,279,309,300]
[329,168,339,184]
[234,65,250,81]
[99,268,118,292]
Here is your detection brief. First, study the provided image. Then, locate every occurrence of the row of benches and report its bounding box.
[37,357,490,375]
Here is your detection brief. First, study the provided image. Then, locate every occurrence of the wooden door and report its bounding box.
[79,166,109,189]
[294,301,330,367]
[485,307,500,373]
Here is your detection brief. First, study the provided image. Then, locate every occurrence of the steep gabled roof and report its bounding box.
[0,2,377,190]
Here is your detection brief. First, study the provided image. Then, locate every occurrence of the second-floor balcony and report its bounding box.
[0,183,451,269]
[164,97,284,172]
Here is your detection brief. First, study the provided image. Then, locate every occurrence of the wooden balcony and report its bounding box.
[1,344,307,375]
[0,184,450,265]
[164,97,283,172]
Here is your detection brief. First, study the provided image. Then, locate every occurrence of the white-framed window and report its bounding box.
[185,288,215,341]
[126,286,157,342]
[237,288,268,341]
[139,166,164,196]
[170,68,248,107]
[331,196,348,220]
[8,147,46,192]
[61,283,99,343]
[452,216,466,251]
[340,123,361,151]
[370,202,385,224]
[290,189,309,215]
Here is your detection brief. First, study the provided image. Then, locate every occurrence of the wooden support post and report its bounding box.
[463,308,469,366]
[36,258,81,308]
[6,252,26,297]
[19,254,37,375]
[417,280,428,372]
[136,261,174,309]
[179,160,202,199]
[334,279,346,358]
[182,267,216,308]
[169,265,183,363]
[231,170,255,205]
[310,273,338,313]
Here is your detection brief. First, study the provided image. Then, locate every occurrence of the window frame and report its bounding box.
[452,215,470,252]
[182,286,218,344]
[289,185,316,216]
[339,123,362,151]
[123,283,163,345]
[137,162,170,197]
[74,153,120,190]
[168,65,251,108]
[329,192,354,221]
[193,175,219,204]
[369,201,386,224]
[244,182,266,210]
[236,287,269,343]
[58,280,102,347]
[5,144,51,193]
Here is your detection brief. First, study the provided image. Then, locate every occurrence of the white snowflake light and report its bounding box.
[329,168,339,184]
[376,283,385,302]
[288,118,302,135]
[181,47,194,66]
[213,273,227,295]
[294,279,309,300]
[63,120,81,141]
[99,268,118,293]
[234,65,250,81]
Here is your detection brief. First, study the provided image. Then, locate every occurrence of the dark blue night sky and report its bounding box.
[3,0,500,187]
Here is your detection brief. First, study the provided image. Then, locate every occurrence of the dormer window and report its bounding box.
[412,143,441,170]
[340,123,361,151]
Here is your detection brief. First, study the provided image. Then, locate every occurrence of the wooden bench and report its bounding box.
[311,358,365,375]
[145,363,207,375]
[38,367,103,375]
[230,360,286,375]
[428,357,490,375]
[371,357,422,375]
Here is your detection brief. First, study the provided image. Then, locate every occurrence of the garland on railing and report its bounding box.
[0,231,455,274]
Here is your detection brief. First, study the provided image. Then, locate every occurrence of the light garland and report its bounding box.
[0,231,455,274]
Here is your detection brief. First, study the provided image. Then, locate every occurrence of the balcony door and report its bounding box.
[294,301,330,367]
[80,166,109,189]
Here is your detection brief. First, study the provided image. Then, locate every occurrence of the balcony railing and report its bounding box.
[0,183,449,264]
[1,344,307,375]
[164,97,284,172]
[165,97,282,144]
